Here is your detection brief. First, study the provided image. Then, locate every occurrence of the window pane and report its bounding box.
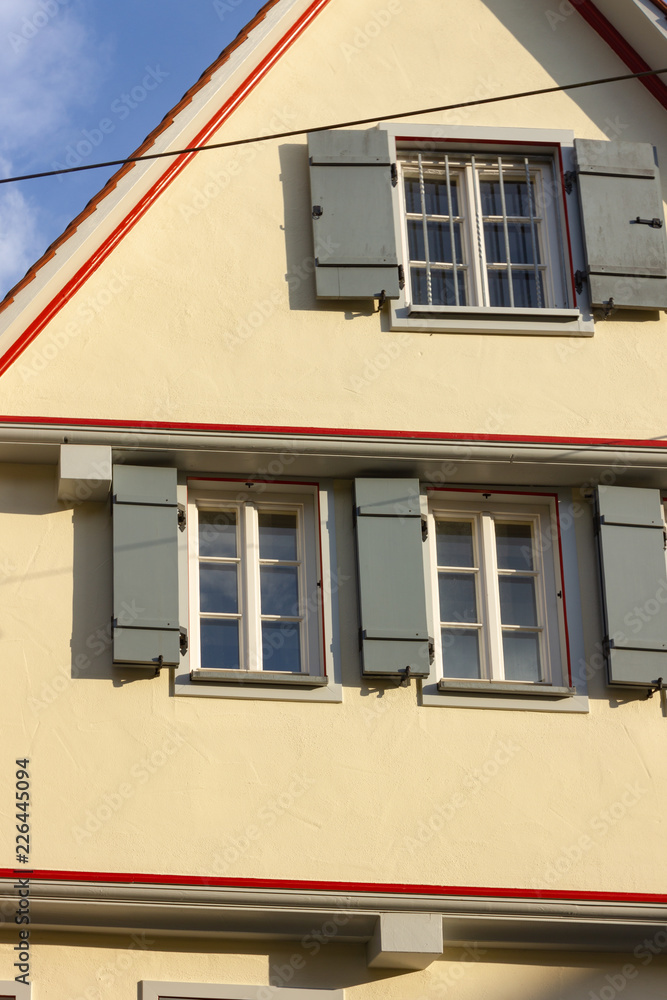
[200,563,238,614]
[485,223,538,265]
[496,523,534,570]
[439,572,478,623]
[261,565,299,617]
[404,177,421,213]
[424,177,459,217]
[258,512,297,561]
[428,221,463,264]
[502,631,541,681]
[431,269,467,306]
[499,575,538,627]
[488,270,510,307]
[411,267,428,304]
[436,520,474,567]
[512,270,545,308]
[408,219,425,261]
[198,510,236,558]
[442,628,481,678]
[482,177,532,217]
[200,619,240,670]
[262,621,301,672]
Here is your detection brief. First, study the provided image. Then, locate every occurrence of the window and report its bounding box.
[426,491,571,696]
[0,983,30,1000]
[188,484,322,680]
[401,152,566,311]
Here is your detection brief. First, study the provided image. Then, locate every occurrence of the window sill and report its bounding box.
[191,669,329,687]
[437,679,576,699]
[389,302,594,336]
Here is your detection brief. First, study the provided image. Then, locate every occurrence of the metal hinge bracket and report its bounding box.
[634,216,663,229]
[564,171,576,195]
[391,162,398,187]
[421,516,428,541]
[178,504,186,531]
[574,269,587,295]
[180,627,189,655]
[398,264,405,290]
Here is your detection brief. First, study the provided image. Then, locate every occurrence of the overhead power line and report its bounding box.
[1,65,666,187]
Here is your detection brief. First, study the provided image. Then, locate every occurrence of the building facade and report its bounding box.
[1,0,667,996]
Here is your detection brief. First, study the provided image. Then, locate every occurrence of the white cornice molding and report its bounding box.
[1,878,666,954]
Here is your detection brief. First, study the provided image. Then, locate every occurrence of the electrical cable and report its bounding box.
[0,65,666,186]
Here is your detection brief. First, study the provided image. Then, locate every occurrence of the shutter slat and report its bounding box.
[596,486,667,686]
[112,466,180,667]
[355,479,430,677]
[309,129,400,300]
[575,139,667,309]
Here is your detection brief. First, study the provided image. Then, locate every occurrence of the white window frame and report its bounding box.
[421,487,589,713]
[141,985,343,1000]
[380,123,595,337]
[175,477,342,703]
[0,983,30,1000]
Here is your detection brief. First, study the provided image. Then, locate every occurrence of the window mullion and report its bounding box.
[497,157,515,308]
[524,157,543,307]
[418,153,433,306]
[481,512,503,679]
[243,503,262,671]
[470,157,488,307]
[444,154,460,306]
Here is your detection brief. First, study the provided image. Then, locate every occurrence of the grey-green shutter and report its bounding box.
[308,129,401,299]
[354,479,430,677]
[596,486,667,686]
[112,466,181,666]
[575,139,667,309]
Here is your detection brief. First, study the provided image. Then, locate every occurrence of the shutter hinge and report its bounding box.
[312,205,323,219]
[421,516,428,540]
[574,269,587,295]
[663,527,667,551]
[601,297,617,319]
[178,504,186,531]
[180,627,188,655]
[398,264,405,290]
[634,216,663,229]
[391,163,398,187]
[646,676,664,700]
[564,171,575,195]
[428,637,435,664]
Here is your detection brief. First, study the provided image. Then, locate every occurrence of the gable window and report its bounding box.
[426,491,571,694]
[188,486,322,681]
[402,152,564,311]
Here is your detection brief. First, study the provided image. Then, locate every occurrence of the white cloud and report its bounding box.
[0,1,113,296]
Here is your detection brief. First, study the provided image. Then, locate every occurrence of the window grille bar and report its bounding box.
[418,153,433,305]
[444,154,460,306]
[497,156,515,308]
[524,157,543,308]
[471,155,487,307]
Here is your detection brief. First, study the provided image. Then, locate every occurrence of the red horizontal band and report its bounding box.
[0,414,666,449]
[2,868,666,903]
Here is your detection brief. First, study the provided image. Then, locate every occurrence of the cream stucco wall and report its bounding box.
[0,465,664,895]
[0,0,665,438]
[1,934,666,1000]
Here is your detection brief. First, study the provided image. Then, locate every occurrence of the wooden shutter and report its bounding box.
[308,129,401,299]
[575,139,667,310]
[112,466,181,666]
[596,486,667,686]
[354,479,430,677]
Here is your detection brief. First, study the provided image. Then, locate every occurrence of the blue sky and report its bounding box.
[0,0,270,299]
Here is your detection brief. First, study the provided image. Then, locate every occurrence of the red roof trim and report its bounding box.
[574,0,667,110]
[2,868,667,903]
[0,0,332,377]
[0,415,666,450]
